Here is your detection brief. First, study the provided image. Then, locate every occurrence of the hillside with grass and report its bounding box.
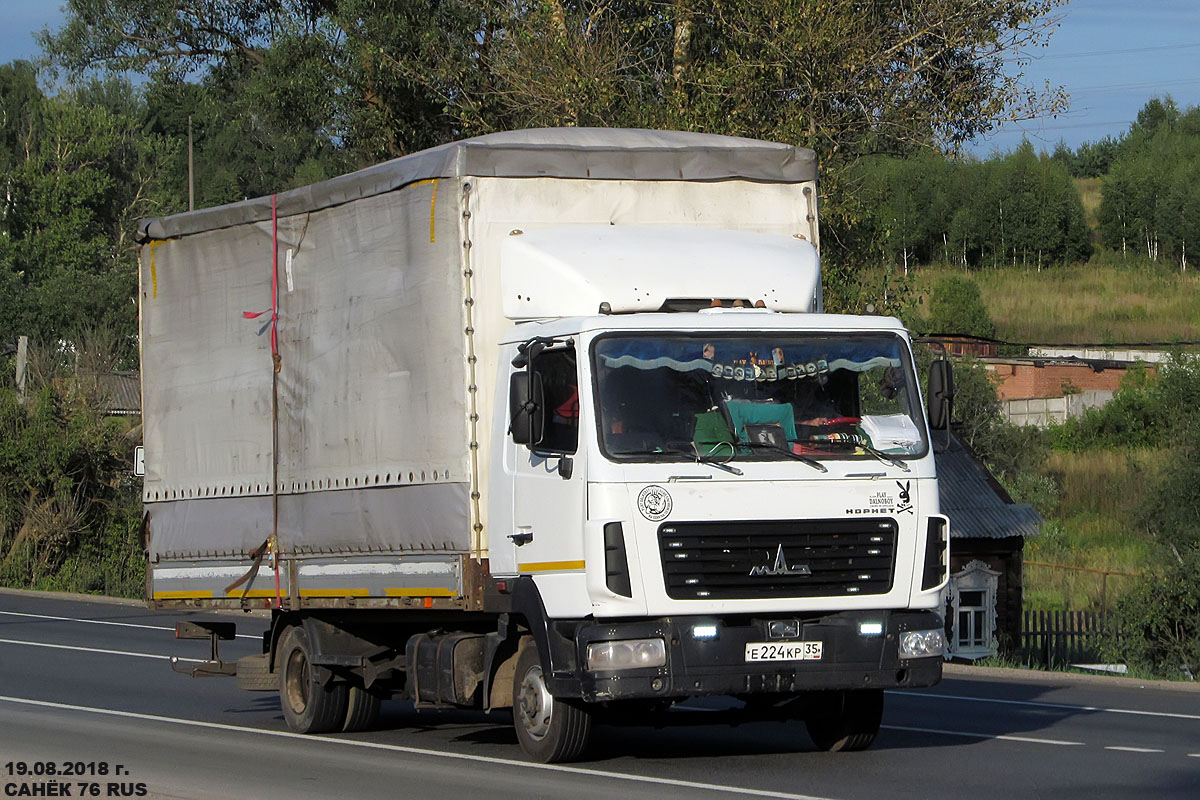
[914,265,1200,344]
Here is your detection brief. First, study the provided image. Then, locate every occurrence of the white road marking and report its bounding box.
[0,695,836,800]
[0,637,205,663]
[1105,746,1164,753]
[882,724,1084,746]
[0,609,260,639]
[889,690,1200,721]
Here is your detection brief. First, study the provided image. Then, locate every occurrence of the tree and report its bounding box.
[1097,100,1200,268]
[1115,395,1200,678]
[1071,135,1118,178]
[43,1,1069,160]
[39,1,1071,312]
[0,71,177,352]
[926,275,995,339]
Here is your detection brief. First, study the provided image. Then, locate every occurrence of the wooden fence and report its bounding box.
[1021,610,1119,668]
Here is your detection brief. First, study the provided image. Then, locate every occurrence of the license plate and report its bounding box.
[745,641,823,662]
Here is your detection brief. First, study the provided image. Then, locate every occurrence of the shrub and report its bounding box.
[1050,354,1200,451]
[1109,415,1200,678]
[0,349,143,597]
[1112,553,1200,679]
[926,275,996,339]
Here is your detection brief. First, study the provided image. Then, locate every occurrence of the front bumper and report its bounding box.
[571,609,942,702]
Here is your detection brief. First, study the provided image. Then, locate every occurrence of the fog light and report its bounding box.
[587,638,667,671]
[899,629,946,658]
[859,621,884,636]
[692,624,719,640]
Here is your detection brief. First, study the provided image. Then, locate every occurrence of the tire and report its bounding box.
[342,685,382,732]
[805,689,884,752]
[512,640,592,763]
[278,625,349,734]
[235,653,276,691]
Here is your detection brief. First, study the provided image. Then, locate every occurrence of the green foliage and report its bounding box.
[42,0,1067,162]
[1,75,178,354]
[0,354,144,597]
[1104,362,1200,677]
[1112,552,1200,679]
[1061,136,1120,179]
[1138,423,1200,560]
[916,348,1054,513]
[36,0,1070,312]
[1025,449,1160,611]
[1049,355,1200,451]
[926,275,995,338]
[850,142,1090,275]
[1096,98,1200,272]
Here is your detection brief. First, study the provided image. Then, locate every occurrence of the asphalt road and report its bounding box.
[1,590,1197,800]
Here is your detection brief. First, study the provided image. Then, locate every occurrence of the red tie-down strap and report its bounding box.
[239,194,284,608]
[241,194,280,358]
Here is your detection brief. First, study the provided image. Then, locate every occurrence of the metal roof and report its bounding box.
[936,432,1041,540]
[83,371,141,415]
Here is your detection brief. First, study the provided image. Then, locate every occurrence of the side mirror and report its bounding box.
[926,359,955,431]
[509,371,545,446]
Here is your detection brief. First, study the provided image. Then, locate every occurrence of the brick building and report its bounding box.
[983,357,1133,401]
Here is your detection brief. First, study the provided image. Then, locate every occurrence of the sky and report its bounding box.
[2,1,1198,158]
[973,0,1200,156]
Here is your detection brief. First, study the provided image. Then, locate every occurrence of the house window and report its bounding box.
[957,590,988,650]
[948,560,1000,660]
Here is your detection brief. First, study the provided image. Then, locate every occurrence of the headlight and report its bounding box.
[586,638,667,671]
[899,629,946,658]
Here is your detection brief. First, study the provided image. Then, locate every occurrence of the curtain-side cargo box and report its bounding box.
[137,128,818,608]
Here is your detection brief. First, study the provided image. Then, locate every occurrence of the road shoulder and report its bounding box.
[944,662,1200,694]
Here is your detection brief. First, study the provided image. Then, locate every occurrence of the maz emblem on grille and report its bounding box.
[749,544,813,577]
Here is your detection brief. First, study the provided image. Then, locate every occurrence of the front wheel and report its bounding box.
[512,640,592,763]
[805,689,884,752]
[278,625,349,734]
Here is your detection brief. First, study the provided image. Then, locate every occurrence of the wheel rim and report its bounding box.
[516,663,553,741]
[285,647,311,715]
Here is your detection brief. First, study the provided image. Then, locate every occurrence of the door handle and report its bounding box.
[509,530,534,546]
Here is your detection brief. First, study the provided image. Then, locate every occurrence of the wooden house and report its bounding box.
[935,432,1042,660]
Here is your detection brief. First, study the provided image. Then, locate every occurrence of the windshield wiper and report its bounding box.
[737,441,828,473]
[615,447,744,476]
[809,435,911,472]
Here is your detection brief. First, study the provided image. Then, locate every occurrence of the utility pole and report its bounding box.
[15,335,28,402]
[188,116,195,212]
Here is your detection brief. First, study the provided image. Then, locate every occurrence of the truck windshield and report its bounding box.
[592,332,927,463]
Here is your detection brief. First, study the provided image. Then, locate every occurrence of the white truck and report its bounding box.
[137,128,950,762]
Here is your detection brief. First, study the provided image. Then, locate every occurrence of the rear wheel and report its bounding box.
[805,689,884,752]
[342,685,382,732]
[512,640,592,763]
[278,625,349,734]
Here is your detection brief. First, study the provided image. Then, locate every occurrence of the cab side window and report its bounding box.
[534,348,578,454]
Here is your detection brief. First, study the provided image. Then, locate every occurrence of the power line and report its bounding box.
[1036,41,1200,60]
[1069,77,1200,94]
[916,334,1200,350]
[1011,119,1132,132]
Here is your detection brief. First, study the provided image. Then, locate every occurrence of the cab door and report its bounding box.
[496,345,587,580]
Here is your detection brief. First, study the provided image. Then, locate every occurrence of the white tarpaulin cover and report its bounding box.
[141,182,470,558]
